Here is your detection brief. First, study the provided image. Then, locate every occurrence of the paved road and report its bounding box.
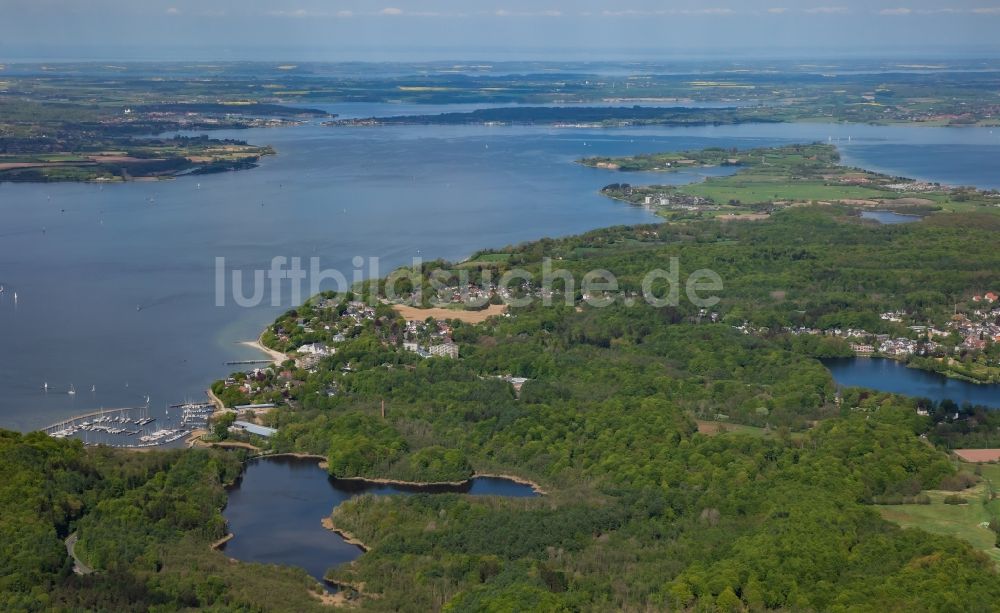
[64,532,93,575]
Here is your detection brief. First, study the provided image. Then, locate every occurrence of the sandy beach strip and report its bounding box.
[322,517,370,552]
[240,331,288,364]
[472,472,548,495]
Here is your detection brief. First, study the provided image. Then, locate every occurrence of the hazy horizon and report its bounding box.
[4,1,1000,62]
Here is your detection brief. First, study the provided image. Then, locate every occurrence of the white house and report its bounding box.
[297,343,334,356]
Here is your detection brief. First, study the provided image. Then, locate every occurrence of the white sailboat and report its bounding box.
[68,384,76,396]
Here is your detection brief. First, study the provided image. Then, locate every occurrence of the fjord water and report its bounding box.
[824,358,1000,408]
[1,116,999,431]
[221,456,538,583]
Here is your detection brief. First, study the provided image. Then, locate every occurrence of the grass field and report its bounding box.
[695,420,808,439]
[877,463,1000,565]
[680,178,889,204]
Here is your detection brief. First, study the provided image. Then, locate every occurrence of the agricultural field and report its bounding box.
[682,179,889,205]
[877,463,1000,565]
[0,138,274,182]
[591,143,1000,221]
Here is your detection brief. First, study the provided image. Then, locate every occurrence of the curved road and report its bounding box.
[64,532,93,575]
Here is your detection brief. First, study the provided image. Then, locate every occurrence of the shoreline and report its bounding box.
[210,533,234,550]
[240,332,288,365]
[473,472,548,495]
[258,452,328,460]
[255,452,329,469]
[284,455,549,494]
[321,517,370,552]
[903,357,1000,387]
[329,469,547,494]
[332,474,471,488]
[848,353,1000,388]
[206,387,227,415]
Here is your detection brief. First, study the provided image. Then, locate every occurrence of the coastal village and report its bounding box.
[209,290,527,440]
[47,280,1000,450]
[735,290,1000,383]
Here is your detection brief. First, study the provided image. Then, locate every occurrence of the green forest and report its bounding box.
[0,431,336,611]
[256,207,1000,608]
[6,206,1000,611]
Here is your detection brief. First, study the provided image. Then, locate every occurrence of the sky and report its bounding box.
[2,0,1000,61]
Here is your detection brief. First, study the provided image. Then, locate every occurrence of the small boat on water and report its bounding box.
[68,384,76,396]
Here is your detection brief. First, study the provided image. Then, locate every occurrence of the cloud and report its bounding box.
[495,9,562,17]
[165,7,179,15]
[600,9,646,16]
[910,6,1000,14]
[266,8,356,18]
[267,9,310,17]
[680,8,735,15]
[263,7,468,19]
[597,8,736,17]
[767,7,789,13]
[879,7,911,15]
[803,6,850,14]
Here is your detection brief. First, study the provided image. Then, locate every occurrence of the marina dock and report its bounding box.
[43,401,214,449]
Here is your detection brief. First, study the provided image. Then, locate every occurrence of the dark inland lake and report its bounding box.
[221,456,538,584]
[823,357,1000,409]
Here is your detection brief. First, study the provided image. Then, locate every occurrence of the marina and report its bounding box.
[42,400,215,448]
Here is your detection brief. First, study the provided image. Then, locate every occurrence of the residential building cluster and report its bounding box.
[735,295,1000,366]
[402,319,460,359]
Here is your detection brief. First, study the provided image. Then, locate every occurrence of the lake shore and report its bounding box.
[321,517,369,552]
[823,356,1000,409]
[332,474,470,488]
[210,533,234,550]
[850,352,1000,387]
[238,451,549,493]
[471,472,548,495]
[324,467,546,494]
[257,452,329,469]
